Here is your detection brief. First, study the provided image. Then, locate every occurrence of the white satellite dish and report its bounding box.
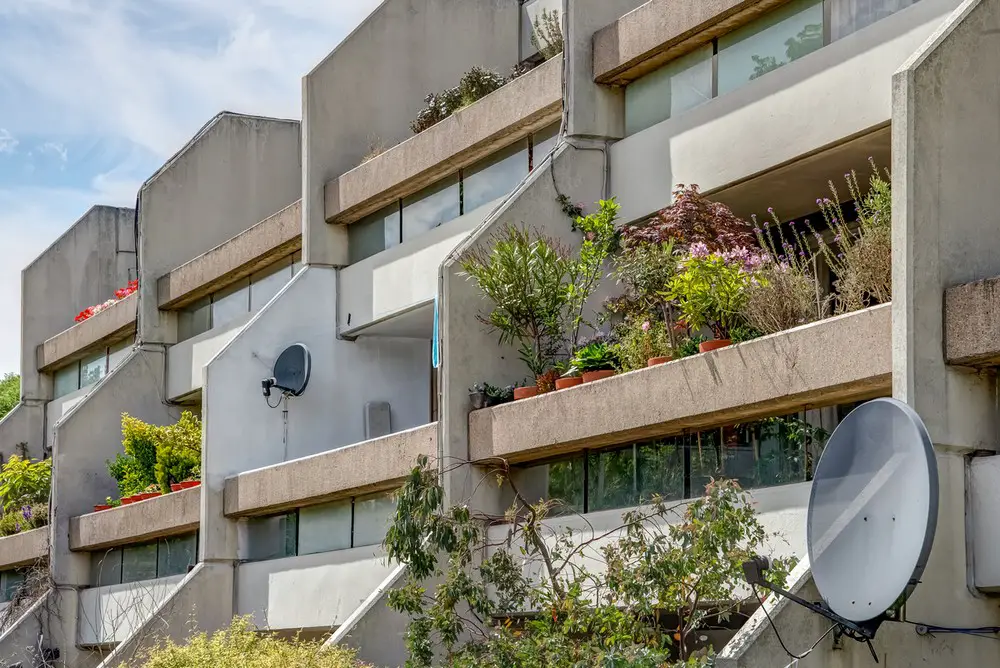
[742,398,938,661]
[808,398,938,623]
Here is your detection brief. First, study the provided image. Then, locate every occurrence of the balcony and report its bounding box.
[469,305,889,464]
[70,487,200,552]
[324,57,562,226]
[0,528,47,571]
[36,292,137,372]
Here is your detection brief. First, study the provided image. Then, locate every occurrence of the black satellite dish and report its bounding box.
[261,343,311,398]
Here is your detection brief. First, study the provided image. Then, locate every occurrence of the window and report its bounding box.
[242,491,397,561]
[348,204,402,264]
[1,570,25,603]
[520,0,562,63]
[402,176,461,242]
[80,349,108,388]
[52,339,134,399]
[519,402,865,516]
[53,364,80,399]
[463,141,529,214]
[210,277,250,330]
[178,296,211,341]
[90,533,197,587]
[625,45,713,135]
[830,0,918,41]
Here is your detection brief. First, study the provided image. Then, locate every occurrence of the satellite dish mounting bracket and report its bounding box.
[743,556,884,663]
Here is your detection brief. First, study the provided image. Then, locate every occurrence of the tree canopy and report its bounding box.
[0,374,19,421]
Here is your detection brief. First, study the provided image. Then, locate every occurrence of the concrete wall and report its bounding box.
[0,591,50,668]
[48,348,178,667]
[77,575,185,648]
[19,206,135,459]
[202,266,430,562]
[565,0,648,139]
[0,403,42,461]
[138,113,301,344]
[326,563,412,668]
[236,548,394,632]
[339,199,500,332]
[890,0,1000,652]
[609,0,956,223]
[302,0,521,266]
[439,141,607,506]
[165,315,250,401]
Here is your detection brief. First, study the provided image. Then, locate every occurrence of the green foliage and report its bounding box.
[570,340,618,373]
[615,317,673,372]
[565,198,621,351]
[119,616,366,668]
[155,411,203,492]
[384,457,793,668]
[110,412,202,497]
[675,335,707,359]
[411,66,511,134]
[630,185,754,252]
[667,253,753,340]
[0,373,19,421]
[460,225,573,377]
[0,456,51,512]
[530,8,564,61]
[0,502,47,537]
[729,325,763,344]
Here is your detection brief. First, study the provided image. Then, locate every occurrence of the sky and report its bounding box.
[0,0,381,375]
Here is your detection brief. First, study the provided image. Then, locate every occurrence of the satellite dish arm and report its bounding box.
[743,557,881,663]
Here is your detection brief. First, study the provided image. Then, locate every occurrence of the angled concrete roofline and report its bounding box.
[469,305,891,463]
[303,0,386,78]
[21,205,135,272]
[36,292,137,372]
[139,111,301,193]
[592,0,793,86]
[0,527,47,571]
[324,57,563,226]
[69,487,200,552]
[157,199,303,310]
[223,422,438,518]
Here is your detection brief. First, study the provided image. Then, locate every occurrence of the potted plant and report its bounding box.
[93,503,112,512]
[469,384,488,410]
[571,339,619,383]
[666,246,756,353]
[555,361,583,390]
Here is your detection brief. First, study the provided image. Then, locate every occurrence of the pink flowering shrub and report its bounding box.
[75,279,138,323]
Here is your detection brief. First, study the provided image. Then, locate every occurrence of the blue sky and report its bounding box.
[0,0,380,374]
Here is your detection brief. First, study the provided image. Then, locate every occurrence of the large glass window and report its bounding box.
[625,45,714,135]
[178,296,211,341]
[91,549,123,588]
[244,513,298,562]
[463,141,529,214]
[352,493,397,548]
[1,571,25,603]
[830,0,918,40]
[107,339,132,374]
[79,349,108,388]
[532,123,560,169]
[121,543,158,583]
[53,364,80,399]
[90,533,199,586]
[210,277,250,329]
[401,176,461,242]
[298,500,353,556]
[718,0,824,96]
[157,534,197,577]
[250,259,292,311]
[588,447,638,513]
[349,204,402,264]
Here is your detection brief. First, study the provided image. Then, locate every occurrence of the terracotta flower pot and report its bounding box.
[178,480,201,490]
[93,504,112,512]
[137,492,160,501]
[121,496,136,505]
[582,369,616,383]
[555,377,583,390]
[647,356,672,367]
[513,386,539,400]
[170,483,183,492]
[699,339,732,353]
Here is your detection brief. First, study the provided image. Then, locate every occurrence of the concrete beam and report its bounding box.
[157,200,302,310]
[324,58,562,226]
[69,488,200,552]
[593,0,792,86]
[36,293,137,372]
[944,275,1000,367]
[223,423,437,518]
[0,528,47,570]
[469,305,890,463]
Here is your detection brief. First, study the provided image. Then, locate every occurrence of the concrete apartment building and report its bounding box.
[0,0,998,665]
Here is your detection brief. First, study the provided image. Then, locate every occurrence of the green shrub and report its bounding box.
[0,373,18,421]
[615,317,672,371]
[110,412,202,497]
[0,456,51,512]
[667,250,755,340]
[155,411,202,493]
[410,66,511,134]
[0,502,48,537]
[119,617,367,668]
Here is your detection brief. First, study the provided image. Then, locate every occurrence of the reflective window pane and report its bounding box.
[2,571,25,602]
[108,339,132,375]
[53,363,80,398]
[349,204,400,263]
[463,141,529,214]
[532,123,560,169]
[157,534,197,577]
[122,543,158,584]
[244,513,297,561]
[211,278,250,329]
[830,0,918,41]
[401,177,460,242]
[80,349,108,388]
[718,0,824,96]
[587,447,637,513]
[636,439,685,503]
[521,0,562,61]
[292,251,303,276]
[250,259,292,312]
[626,44,713,135]
[178,296,212,342]
[91,549,123,587]
[545,457,585,515]
[298,500,353,555]
[353,493,397,548]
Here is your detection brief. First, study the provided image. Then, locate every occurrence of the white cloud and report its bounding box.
[0,130,18,154]
[0,0,382,374]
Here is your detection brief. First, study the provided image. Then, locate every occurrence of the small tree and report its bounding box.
[0,373,19,421]
[630,185,755,252]
[384,456,794,668]
[530,8,564,61]
[565,198,620,352]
